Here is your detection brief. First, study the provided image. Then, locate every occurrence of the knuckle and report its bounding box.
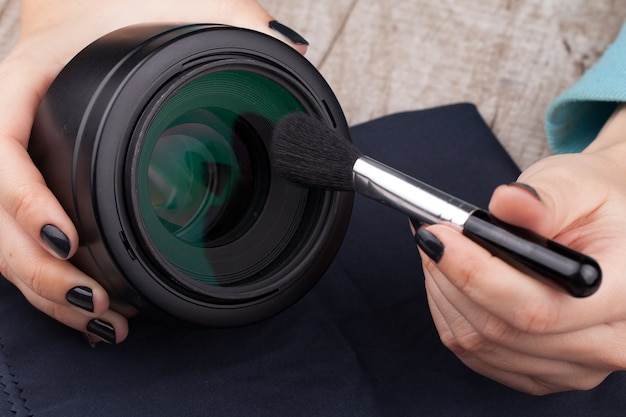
[46,300,70,324]
[480,314,517,343]
[438,328,462,353]
[442,325,493,356]
[453,335,492,357]
[23,257,51,298]
[510,296,560,334]
[453,255,491,296]
[9,182,47,223]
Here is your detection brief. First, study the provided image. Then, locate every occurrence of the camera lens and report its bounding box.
[131,67,317,290]
[141,72,282,250]
[146,113,252,247]
[28,24,353,326]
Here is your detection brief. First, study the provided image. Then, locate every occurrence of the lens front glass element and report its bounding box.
[146,107,262,247]
[132,67,316,290]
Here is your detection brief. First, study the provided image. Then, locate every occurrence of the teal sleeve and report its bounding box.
[545,23,626,154]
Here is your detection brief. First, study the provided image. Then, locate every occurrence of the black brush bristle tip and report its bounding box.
[271,113,361,191]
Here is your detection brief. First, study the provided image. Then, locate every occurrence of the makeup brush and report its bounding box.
[270,113,601,297]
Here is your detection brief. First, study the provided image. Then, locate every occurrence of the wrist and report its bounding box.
[581,107,626,179]
[585,104,626,155]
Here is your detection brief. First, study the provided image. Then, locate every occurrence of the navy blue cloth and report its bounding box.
[2,103,625,416]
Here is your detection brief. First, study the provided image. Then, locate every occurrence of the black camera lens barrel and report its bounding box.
[28,24,353,326]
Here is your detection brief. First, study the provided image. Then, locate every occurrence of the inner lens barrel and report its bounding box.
[132,69,309,287]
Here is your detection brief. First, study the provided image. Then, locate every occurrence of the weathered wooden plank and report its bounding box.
[0,0,18,59]
[262,0,357,66]
[2,0,625,168]
[265,0,626,168]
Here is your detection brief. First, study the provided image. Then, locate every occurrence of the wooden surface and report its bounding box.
[2,0,625,168]
[263,0,626,169]
[0,0,17,59]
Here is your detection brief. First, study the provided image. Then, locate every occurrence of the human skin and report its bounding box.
[417,104,626,394]
[0,0,307,344]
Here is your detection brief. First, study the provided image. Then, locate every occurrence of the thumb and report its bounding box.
[488,182,556,238]
[488,153,599,242]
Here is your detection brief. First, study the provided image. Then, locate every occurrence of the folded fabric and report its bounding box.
[545,22,626,153]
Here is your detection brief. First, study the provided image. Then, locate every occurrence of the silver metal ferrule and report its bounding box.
[352,156,478,229]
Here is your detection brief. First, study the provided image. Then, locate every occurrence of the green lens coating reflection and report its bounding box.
[147,109,249,245]
[135,69,306,286]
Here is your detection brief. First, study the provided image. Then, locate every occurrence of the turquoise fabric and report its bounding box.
[545,23,626,154]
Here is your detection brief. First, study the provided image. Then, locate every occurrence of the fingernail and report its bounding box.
[87,319,116,344]
[269,20,309,45]
[66,286,94,313]
[508,182,541,201]
[415,229,444,263]
[40,224,71,259]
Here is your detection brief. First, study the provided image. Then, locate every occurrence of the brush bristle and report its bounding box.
[270,113,361,191]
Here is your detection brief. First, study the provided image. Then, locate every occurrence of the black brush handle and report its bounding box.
[462,210,601,297]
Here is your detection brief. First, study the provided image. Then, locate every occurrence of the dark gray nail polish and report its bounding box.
[66,286,94,313]
[508,182,541,201]
[269,20,309,45]
[87,319,116,344]
[40,224,71,259]
[415,229,444,263]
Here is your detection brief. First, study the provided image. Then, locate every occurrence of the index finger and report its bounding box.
[422,225,605,334]
[0,52,78,259]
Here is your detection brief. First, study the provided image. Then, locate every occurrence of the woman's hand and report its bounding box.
[0,0,307,344]
[415,105,626,394]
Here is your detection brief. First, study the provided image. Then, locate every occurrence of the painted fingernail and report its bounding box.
[415,229,444,263]
[508,182,541,201]
[269,20,309,45]
[40,224,71,259]
[66,286,94,313]
[87,319,116,344]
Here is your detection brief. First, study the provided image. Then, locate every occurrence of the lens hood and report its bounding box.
[28,24,353,326]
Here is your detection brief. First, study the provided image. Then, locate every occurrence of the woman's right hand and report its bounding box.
[416,105,626,394]
[0,0,308,344]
